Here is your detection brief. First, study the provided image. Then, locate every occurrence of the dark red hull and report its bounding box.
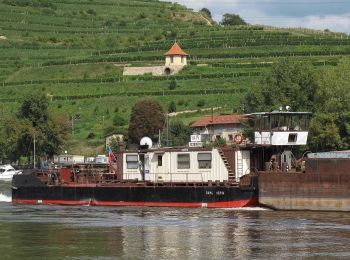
[12,175,258,208]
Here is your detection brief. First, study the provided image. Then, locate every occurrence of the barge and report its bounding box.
[259,154,350,211]
[12,147,258,208]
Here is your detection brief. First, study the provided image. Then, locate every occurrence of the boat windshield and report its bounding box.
[253,113,311,132]
[0,169,5,173]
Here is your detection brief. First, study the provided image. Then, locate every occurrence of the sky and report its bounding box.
[168,0,350,34]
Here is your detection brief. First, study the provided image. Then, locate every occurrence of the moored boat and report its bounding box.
[12,147,258,208]
[0,165,22,182]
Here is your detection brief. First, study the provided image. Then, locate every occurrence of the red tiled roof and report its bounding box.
[164,42,188,56]
[191,114,244,128]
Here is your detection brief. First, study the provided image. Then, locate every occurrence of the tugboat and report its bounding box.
[249,111,350,212]
[12,138,259,208]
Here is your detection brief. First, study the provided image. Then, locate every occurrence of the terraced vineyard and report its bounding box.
[1,0,349,154]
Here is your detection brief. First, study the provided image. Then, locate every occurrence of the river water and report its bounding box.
[1,182,350,259]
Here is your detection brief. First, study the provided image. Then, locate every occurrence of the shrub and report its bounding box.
[87,9,97,15]
[168,101,176,113]
[168,80,177,90]
[87,132,96,139]
[197,100,205,107]
[113,114,127,126]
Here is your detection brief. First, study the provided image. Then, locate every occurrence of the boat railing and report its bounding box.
[119,171,205,186]
[159,171,204,185]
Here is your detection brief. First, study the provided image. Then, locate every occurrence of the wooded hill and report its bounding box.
[0,0,349,154]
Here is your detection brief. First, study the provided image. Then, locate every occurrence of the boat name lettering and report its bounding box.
[206,191,213,195]
[205,191,225,196]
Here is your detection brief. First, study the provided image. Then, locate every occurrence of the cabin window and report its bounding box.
[228,134,233,141]
[170,57,174,63]
[126,155,138,169]
[157,155,163,166]
[288,133,297,143]
[198,153,212,169]
[177,154,190,169]
[181,56,185,63]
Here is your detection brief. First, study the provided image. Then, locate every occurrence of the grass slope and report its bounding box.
[0,0,349,154]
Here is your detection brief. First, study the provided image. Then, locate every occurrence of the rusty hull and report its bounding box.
[258,158,350,211]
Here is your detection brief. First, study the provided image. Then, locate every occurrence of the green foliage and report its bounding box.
[86,132,96,139]
[113,114,127,127]
[168,120,192,146]
[220,13,246,26]
[308,113,342,151]
[204,137,227,148]
[0,93,69,162]
[87,9,97,16]
[200,8,212,19]
[309,58,350,151]
[242,59,318,113]
[168,101,176,113]
[19,93,49,127]
[0,115,33,162]
[128,99,165,144]
[3,0,57,9]
[168,80,177,90]
[109,137,121,153]
[197,100,205,107]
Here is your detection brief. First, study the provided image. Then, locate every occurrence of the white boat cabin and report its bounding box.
[120,148,250,183]
[248,112,312,146]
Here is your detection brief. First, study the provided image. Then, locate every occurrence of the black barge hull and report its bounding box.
[12,174,258,208]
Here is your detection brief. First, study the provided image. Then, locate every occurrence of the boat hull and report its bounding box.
[259,172,350,211]
[12,175,258,208]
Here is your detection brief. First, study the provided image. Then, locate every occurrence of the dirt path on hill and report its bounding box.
[169,106,222,117]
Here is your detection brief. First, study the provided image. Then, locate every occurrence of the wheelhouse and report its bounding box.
[248,112,312,146]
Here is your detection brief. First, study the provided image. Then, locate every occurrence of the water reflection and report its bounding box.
[0,203,349,259]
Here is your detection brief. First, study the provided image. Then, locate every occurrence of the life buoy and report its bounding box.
[234,133,244,144]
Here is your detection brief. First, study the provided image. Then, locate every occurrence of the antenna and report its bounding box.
[166,113,169,146]
[33,134,36,169]
[140,137,153,149]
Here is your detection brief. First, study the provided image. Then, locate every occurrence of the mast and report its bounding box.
[33,134,36,169]
[166,113,169,146]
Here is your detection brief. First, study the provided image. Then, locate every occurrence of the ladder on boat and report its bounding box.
[218,148,236,183]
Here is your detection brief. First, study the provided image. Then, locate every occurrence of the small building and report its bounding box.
[164,42,188,74]
[123,42,188,76]
[191,114,245,144]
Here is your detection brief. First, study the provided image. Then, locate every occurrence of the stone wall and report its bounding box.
[123,65,185,76]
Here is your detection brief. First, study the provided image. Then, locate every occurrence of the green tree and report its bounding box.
[242,59,318,113]
[168,120,192,146]
[16,93,70,159]
[168,80,177,90]
[128,99,165,144]
[200,8,212,19]
[310,58,350,151]
[113,114,127,126]
[220,13,246,26]
[308,113,342,152]
[0,115,34,163]
[19,93,49,127]
[168,101,176,113]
